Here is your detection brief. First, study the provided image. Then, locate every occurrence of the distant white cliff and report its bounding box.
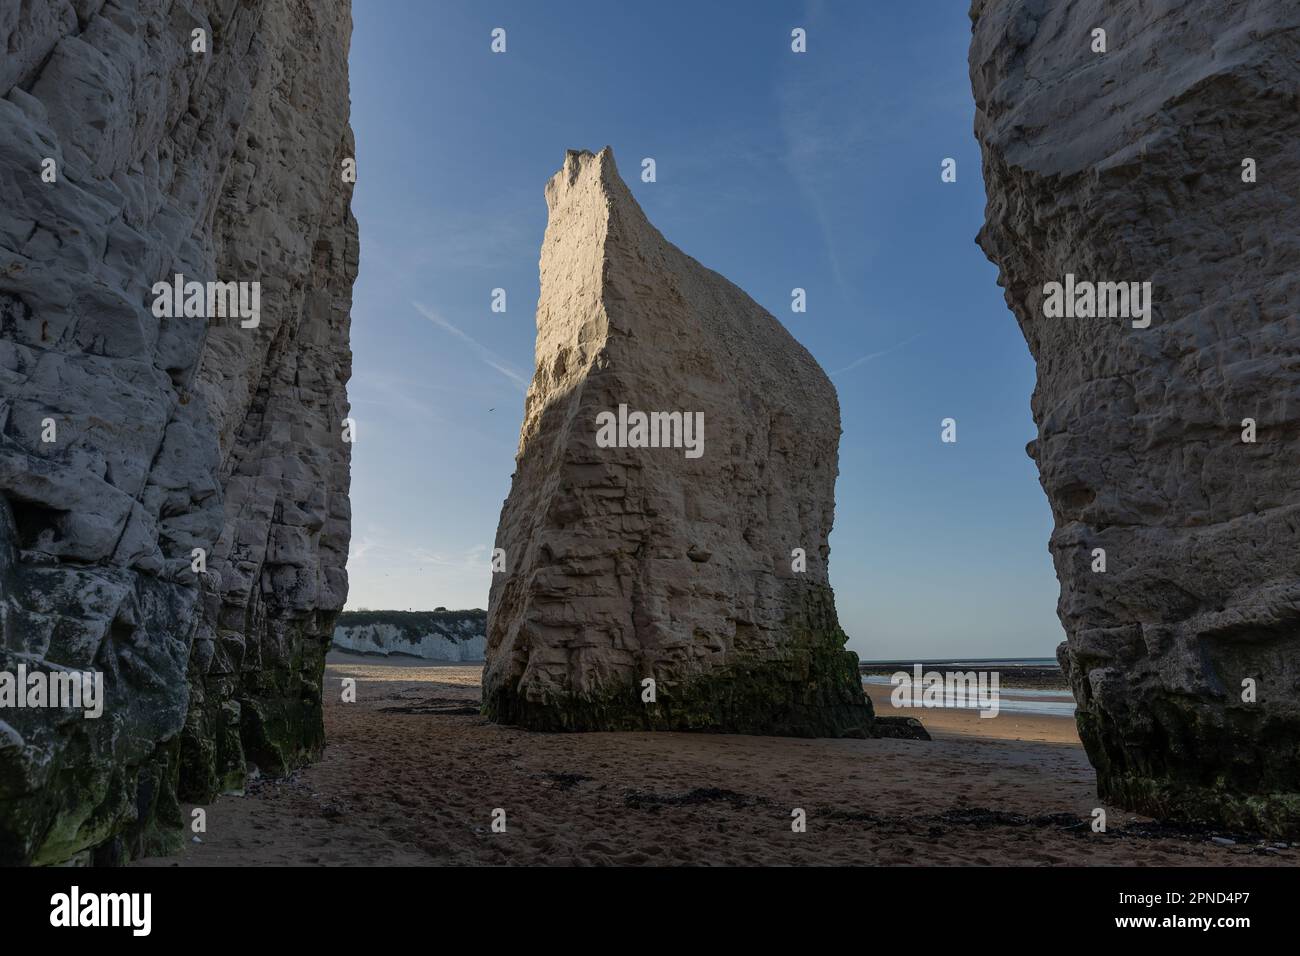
[332,610,487,662]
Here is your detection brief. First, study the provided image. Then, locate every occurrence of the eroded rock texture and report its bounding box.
[0,0,357,864]
[971,0,1300,834]
[484,148,873,737]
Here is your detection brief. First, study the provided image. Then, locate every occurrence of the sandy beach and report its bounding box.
[133,653,1293,866]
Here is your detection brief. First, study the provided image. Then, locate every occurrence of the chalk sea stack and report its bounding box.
[971,0,1300,834]
[484,148,876,737]
[0,1,357,864]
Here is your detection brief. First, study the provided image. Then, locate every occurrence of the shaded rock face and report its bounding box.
[971,0,1300,834]
[484,148,873,738]
[0,1,357,864]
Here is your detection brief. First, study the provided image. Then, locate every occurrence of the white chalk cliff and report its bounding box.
[971,0,1300,835]
[333,611,487,662]
[0,0,357,864]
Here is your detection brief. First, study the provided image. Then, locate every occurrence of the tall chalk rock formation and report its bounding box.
[484,148,873,737]
[0,1,357,864]
[971,0,1300,834]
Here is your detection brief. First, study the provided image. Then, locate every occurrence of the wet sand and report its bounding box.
[134,653,1294,866]
[876,688,1080,744]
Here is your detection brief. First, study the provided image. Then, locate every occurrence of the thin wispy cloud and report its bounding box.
[829,330,924,376]
[412,300,530,391]
[348,532,488,575]
[775,2,907,307]
[349,536,378,561]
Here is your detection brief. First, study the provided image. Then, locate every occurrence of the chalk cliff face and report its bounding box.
[0,0,357,864]
[484,148,873,737]
[971,0,1300,834]
[334,610,487,662]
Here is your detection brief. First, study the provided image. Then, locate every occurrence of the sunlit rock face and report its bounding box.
[484,148,874,738]
[971,0,1300,835]
[0,0,357,864]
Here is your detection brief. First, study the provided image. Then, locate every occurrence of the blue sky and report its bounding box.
[344,1,1064,659]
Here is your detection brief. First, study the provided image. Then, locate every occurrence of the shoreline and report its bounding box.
[863,685,1079,745]
[860,664,1069,692]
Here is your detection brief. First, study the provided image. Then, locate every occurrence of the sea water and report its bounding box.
[861,676,1076,717]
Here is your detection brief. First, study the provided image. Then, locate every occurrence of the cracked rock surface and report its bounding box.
[971,0,1300,835]
[0,0,357,864]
